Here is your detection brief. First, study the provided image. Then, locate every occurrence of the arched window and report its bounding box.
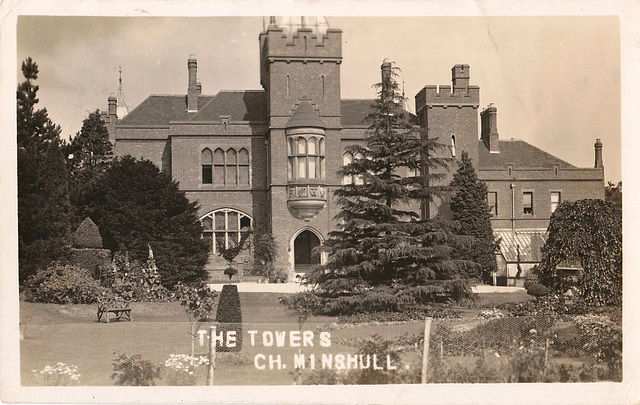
[286,75,290,98]
[287,133,325,181]
[238,148,250,185]
[201,148,213,184]
[213,148,225,185]
[451,135,456,157]
[342,151,364,185]
[342,152,353,185]
[321,75,325,97]
[226,149,237,185]
[200,209,252,255]
[206,147,251,186]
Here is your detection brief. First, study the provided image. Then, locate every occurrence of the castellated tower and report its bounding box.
[415,64,480,217]
[259,17,343,275]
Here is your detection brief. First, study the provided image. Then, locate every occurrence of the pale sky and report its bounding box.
[16,15,621,182]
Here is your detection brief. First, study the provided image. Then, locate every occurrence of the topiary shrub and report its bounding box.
[526,283,549,300]
[215,284,243,352]
[22,264,106,304]
[72,217,103,249]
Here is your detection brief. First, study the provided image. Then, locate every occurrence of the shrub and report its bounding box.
[163,354,209,386]
[526,283,549,299]
[111,354,160,386]
[267,266,288,283]
[573,314,622,380]
[104,251,171,302]
[22,263,105,304]
[279,291,322,327]
[32,362,81,386]
[72,217,103,248]
[215,284,243,352]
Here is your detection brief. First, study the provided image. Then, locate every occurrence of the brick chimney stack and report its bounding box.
[594,139,604,168]
[481,103,500,153]
[187,55,198,112]
[452,64,470,88]
[108,93,117,117]
[381,59,392,103]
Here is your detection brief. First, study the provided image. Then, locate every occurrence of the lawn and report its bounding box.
[20,291,535,386]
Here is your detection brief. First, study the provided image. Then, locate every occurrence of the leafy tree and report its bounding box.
[76,155,210,288]
[175,281,216,356]
[605,181,622,210]
[537,199,621,306]
[448,151,497,282]
[17,58,73,283]
[306,61,473,315]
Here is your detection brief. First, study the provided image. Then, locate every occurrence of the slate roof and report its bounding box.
[120,94,417,127]
[191,91,267,122]
[478,139,576,169]
[119,95,213,125]
[341,99,418,127]
[118,92,267,125]
[495,229,547,263]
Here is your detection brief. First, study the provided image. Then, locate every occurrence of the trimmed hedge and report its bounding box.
[72,217,103,249]
[69,248,111,280]
[215,284,243,352]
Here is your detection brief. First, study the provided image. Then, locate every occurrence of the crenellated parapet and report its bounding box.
[415,84,480,112]
[260,27,342,61]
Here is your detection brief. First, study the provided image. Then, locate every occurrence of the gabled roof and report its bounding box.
[495,229,547,263]
[341,99,418,127]
[478,139,576,169]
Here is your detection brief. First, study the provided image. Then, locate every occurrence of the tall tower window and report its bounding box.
[451,135,456,157]
[286,75,291,98]
[201,148,213,184]
[321,75,325,97]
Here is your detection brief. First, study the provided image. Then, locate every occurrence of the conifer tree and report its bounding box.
[17,58,71,283]
[68,109,113,172]
[449,151,497,282]
[306,61,473,315]
[67,110,114,214]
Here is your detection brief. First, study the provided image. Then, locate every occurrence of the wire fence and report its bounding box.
[21,311,621,386]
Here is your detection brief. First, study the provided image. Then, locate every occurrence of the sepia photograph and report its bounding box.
[1,1,637,404]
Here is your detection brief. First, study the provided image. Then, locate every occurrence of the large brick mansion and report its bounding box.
[103,17,604,285]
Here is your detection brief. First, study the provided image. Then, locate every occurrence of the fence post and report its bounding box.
[207,324,217,386]
[421,317,432,384]
[543,337,549,376]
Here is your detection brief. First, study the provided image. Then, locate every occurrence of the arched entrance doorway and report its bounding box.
[293,230,321,274]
